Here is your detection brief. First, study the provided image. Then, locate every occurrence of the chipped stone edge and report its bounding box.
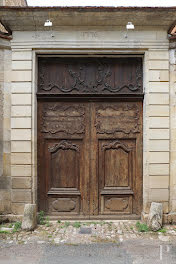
[141,212,176,224]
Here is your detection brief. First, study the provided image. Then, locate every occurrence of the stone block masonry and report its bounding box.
[170,46,176,216]
[9,48,171,217]
[0,44,11,214]
[11,49,32,215]
[143,49,170,215]
[6,26,175,222]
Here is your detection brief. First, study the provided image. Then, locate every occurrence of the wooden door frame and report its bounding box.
[33,51,145,220]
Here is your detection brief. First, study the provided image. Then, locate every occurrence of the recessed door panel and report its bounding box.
[103,141,130,187]
[103,196,132,214]
[49,140,80,189]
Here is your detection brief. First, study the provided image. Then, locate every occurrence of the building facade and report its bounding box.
[0,6,176,222]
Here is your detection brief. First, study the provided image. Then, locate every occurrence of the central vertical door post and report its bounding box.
[89,102,99,216]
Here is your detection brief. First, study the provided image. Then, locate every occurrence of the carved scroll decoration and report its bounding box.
[39,63,79,93]
[38,58,143,94]
[39,61,112,93]
[48,140,80,153]
[95,103,140,135]
[68,63,112,93]
[103,63,142,93]
[41,104,85,135]
[102,140,131,152]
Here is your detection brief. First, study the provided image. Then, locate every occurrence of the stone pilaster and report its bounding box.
[0,39,11,215]
[169,40,176,222]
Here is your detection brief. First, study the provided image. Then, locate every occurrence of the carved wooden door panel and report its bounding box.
[38,102,90,217]
[38,57,143,96]
[90,102,143,218]
[38,101,142,218]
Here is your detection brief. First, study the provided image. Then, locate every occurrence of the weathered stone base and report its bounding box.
[2,212,176,225]
[142,211,176,224]
[0,214,23,223]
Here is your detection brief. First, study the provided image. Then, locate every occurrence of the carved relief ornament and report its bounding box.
[52,198,76,212]
[102,140,131,152]
[95,104,140,134]
[38,58,143,94]
[41,104,85,135]
[48,140,80,153]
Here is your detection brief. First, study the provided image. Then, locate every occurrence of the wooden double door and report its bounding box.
[38,100,143,219]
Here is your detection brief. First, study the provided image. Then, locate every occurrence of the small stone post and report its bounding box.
[147,202,163,231]
[22,204,37,231]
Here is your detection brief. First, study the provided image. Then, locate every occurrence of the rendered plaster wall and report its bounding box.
[0,40,11,215]
[9,27,174,220]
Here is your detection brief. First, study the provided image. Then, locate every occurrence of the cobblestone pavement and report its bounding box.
[0,220,176,263]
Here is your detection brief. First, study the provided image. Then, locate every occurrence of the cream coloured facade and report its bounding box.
[0,6,176,222]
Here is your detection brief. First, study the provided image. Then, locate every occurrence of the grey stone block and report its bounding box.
[148,202,163,231]
[79,227,92,234]
[22,204,37,231]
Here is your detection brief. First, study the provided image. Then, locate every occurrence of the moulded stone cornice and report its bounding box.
[0,6,176,31]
